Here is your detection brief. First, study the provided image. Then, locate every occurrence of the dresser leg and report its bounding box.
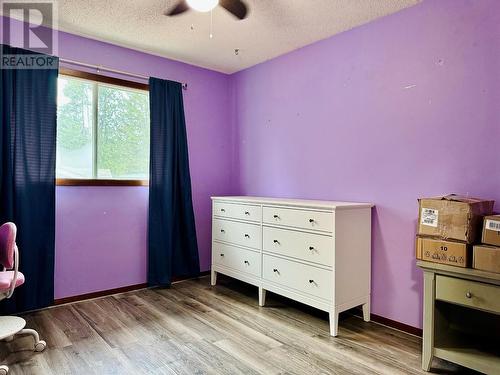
[211,270,217,286]
[329,309,339,337]
[362,300,370,322]
[258,287,266,307]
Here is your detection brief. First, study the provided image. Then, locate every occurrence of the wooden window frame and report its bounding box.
[59,68,149,91]
[56,179,149,187]
[56,68,150,187]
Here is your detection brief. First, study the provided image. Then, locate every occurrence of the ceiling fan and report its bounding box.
[166,0,248,20]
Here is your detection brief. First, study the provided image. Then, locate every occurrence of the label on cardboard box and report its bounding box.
[486,219,500,231]
[421,208,438,227]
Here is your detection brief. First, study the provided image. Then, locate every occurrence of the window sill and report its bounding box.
[56,179,149,187]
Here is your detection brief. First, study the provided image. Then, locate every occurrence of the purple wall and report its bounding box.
[231,0,500,328]
[55,187,149,297]
[1,16,236,299]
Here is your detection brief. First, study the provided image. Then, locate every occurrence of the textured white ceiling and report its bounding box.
[55,0,420,73]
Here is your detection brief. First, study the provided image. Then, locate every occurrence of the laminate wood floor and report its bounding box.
[1,275,478,375]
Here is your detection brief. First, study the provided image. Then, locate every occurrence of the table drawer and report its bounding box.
[212,218,261,249]
[263,254,332,301]
[436,275,500,314]
[263,206,333,233]
[213,243,261,277]
[263,226,333,267]
[213,201,261,222]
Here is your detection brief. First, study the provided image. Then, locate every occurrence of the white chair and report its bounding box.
[0,222,46,375]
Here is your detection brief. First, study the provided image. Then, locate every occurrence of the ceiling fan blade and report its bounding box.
[165,0,189,16]
[219,0,248,20]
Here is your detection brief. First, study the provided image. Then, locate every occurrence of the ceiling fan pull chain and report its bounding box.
[210,9,214,39]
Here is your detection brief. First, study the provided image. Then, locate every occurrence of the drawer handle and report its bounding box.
[309,279,315,284]
[273,239,280,244]
[220,229,225,233]
[244,234,250,238]
[273,214,280,219]
[273,268,279,273]
[309,246,315,251]
[220,208,226,212]
[244,260,249,265]
[466,291,472,299]
[309,218,315,223]
[244,211,250,215]
[220,253,224,257]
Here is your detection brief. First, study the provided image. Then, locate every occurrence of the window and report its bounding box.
[56,70,150,185]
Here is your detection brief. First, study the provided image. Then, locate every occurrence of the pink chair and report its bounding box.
[0,222,46,375]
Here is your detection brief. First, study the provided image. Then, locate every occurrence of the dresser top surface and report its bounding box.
[211,196,373,210]
[417,260,500,283]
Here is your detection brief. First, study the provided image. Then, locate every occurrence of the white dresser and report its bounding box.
[211,196,373,336]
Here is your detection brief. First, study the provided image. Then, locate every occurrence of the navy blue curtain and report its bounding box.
[148,78,200,286]
[0,44,58,312]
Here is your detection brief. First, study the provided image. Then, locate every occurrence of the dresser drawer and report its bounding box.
[263,227,333,267]
[212,218,261,249]
[213,201,261,222]
[263,206,333,233]
[263,254,332,301]
[213,243,261,277]
[436,275,500,314]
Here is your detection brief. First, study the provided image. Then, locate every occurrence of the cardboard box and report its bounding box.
[417,194,494,243]
[416,236,472,268]
[482,214,500,247]
[473,244,500,273]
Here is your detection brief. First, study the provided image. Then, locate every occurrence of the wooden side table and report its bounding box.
[417,261,500,374]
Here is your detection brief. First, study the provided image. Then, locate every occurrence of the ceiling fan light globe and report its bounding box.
[186,0,219,12]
